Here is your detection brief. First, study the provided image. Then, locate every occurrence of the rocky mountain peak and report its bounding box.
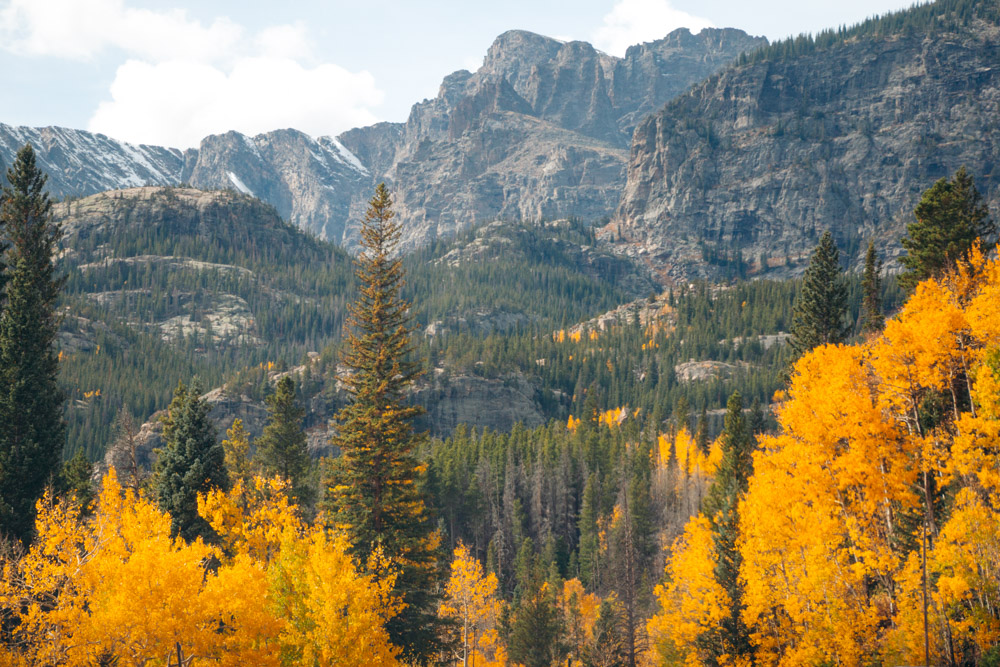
[481,30,567,87]
[1,25,764,251]
[342,25,763,249]
[609,1,1000,282]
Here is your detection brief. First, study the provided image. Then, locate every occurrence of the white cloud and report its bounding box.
[88,58,383,149]
[0,0,385,147]
[0,0,242,63]
[254,22,313,61]
[593,0,714,56]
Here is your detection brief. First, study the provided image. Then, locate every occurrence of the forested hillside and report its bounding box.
[3,0,1000,665]
[55,187,647,457]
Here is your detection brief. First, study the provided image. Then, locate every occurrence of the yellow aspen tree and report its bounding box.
[558,578,601,664]
[440,543,505,667]
[647,515,728,666]
[0,470,402,666]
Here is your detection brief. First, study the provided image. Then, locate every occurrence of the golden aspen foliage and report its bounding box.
[558,578,601,662]
[739,344,917,666]
[735,247,1000,665]
[440,543,506,667]
[0,470,275,666]
[647,515,728,666]
[268,528,401,666]
[598,406,627,428]
[200,476,301,564]
[0,470,400,666]
[203,475,402,665]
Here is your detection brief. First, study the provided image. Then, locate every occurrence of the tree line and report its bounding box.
[2,140,997,665]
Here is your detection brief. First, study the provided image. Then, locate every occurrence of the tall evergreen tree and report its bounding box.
[860,240,884,334]
[323,183,443,663]
[587,600,629,667]
[0,144,66,545]
[899,166,993,290]
[56,449,94,509]
[695,404,709,455]
[154,380,229,542]
[578,473,601,589]
[790,231,848,354]
[255,376,311,504]
[221,418,253,488]
[700,391,755,665]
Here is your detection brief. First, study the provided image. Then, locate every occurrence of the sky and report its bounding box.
[0,0,923,149]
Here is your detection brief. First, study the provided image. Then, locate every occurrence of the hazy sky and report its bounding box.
[0,0,922,148]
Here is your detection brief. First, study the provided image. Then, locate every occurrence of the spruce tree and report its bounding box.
[323,183,443,663]
[860,240,884,334]
[57,449,94,509]
[221,418,253,488]
[790,231,848,354]
[255,376,311,504]
[0,143,66,545]
[900,166,993,290]
[701,391,755,664]
[154,380,229,542]
[588,600,629,667]
[695,404,709,455]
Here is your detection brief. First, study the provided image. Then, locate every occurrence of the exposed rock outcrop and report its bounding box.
[344,27,766,249]
[610,3,1000,282]
[2,27,762,250]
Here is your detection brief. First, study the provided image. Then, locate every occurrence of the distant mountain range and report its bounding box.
[3,0,999,281]
[0,27,765,251]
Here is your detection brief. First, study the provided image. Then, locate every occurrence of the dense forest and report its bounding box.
[1,59,999,666]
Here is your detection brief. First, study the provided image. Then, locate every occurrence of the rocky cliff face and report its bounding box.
[342,27,765,249]
[180,129,370,244]
[0,123,187,195]
[611,4,1000,282]
[1,28,761,250]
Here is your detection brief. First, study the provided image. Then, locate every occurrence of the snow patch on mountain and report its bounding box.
[323,136,369,175]
[227,171,254,197]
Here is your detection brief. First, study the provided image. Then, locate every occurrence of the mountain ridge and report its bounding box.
[0,26,766,249]
[608,0,1000,282]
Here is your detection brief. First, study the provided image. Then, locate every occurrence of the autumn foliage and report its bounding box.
[650,245,1000,665]
[0,471,399,666]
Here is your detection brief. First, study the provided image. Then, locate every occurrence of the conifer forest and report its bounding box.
[2,0,1000,665]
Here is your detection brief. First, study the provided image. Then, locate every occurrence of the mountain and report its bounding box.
[55,186,356,457]
[342,27,766,249]
[1,27,764,249]
[610,0,1000,282]
[0,124,187,194]
[1,124,372,243]
[54,186,646,458]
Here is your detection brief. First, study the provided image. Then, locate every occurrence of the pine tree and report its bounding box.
[695,404,709,455]
[578,473,601,588]
[323,183,442,663]
[588,600,629,667]
[860,240,884,334]
[506,549,565,667]
[221,418,253,488]
[154,380,229,542]
[109,406,146,492]
[0,143,66,545]
[700,391,755,664]
[790,231,848,354]
[255,376,311,504]
[57,449,94,509]
[900,166,993,290]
